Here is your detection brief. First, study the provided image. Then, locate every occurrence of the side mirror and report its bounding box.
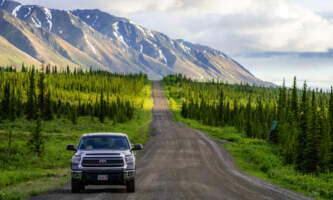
[67,144,76,151]
[131,144,143,151]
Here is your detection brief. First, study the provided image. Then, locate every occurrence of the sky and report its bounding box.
[16,0,333,88]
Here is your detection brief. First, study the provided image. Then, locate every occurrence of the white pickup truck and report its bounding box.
[66,133,143,193]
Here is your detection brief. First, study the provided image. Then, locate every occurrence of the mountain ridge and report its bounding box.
[0,0,272,86]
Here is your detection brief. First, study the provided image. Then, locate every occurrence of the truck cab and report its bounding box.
[66,133,143,193]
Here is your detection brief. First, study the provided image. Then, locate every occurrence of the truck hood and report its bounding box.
[75,150,132,157]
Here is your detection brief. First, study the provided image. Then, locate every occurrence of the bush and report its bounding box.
[244,145,281,173]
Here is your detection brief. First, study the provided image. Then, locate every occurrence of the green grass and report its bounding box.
[0,84,153,200]
[163,83,333,200]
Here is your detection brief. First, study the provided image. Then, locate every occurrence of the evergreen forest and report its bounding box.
[0,65,148,124]
[164,74,333,174]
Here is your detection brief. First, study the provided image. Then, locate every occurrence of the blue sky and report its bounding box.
[16,0,333,88]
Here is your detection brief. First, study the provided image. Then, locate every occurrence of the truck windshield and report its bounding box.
[78,136,130,150]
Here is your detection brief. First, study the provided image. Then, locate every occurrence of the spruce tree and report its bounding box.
[1,82,10,120]
[297,81,311,171]
[291,76,298,120]
[256,98,265,138]
[28,112,44,157]
[329,87,333,167]
[46,64,51,74]
[318,97,331,172]
[181,101,187,117]
[273,83,287,144]
[281,111,298,164]
[44,91,53,121]
[245,97,253,137]
[225,102,231,125]
[26,68,37,120]
[329,87,333,140]
[38,73,45,118]
[21,63,26,72]
[278,80,287,121]
[302,91,321,173]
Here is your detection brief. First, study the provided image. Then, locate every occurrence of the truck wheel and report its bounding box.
[126,180,135,192]
[71,182,84,193]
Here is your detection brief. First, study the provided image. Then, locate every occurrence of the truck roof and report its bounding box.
[81,133,128,137]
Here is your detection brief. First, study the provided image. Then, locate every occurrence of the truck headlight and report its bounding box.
[72,155,81,164]
[71,155,81,170]
[125,155,134,164]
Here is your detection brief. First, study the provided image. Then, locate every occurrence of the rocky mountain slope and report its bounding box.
[0,0,270,85]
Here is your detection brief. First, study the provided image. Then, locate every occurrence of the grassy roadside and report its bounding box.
[163,83,333,200]
[0,84,153,200]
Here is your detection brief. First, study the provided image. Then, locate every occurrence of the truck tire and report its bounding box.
[71,181,84,193]
[126,180,135,192]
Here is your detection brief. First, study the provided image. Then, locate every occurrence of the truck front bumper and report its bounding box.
[72,170,135,185]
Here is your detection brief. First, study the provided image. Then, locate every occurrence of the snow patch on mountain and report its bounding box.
[31,17,41,28]
[134,24,145,34]
[134,24,155,39]
[112,22,128,48]
[179,42,191,54]
[11,5,22,17]
[84,34,97,54]
[146,30,155,38]
[136,25,145,34]
[44,8,52,31]
[144,38,167,64]
[112,21,119,32]
[131,20,155,39]
[117,35,128,48]
[158,49,167,64]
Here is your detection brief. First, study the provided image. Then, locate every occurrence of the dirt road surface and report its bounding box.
[29,81,313,200]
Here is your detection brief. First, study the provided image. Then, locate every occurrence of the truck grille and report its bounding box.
[82,157,124,167]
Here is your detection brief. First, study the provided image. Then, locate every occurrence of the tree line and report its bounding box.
[0,65,148,124]
[1,65,148,157]
[164,74,333,173]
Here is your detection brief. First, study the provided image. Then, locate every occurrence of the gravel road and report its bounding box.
[29,81,313,200]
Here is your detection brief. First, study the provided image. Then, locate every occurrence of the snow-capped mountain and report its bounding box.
[0,0,270,85]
